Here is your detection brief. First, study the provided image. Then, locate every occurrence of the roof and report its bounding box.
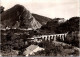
[26,45,39,51]
[24,45,44,55]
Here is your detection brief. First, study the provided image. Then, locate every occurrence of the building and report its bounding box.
[23,45,44,56]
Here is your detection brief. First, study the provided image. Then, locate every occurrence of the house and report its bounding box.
[23,45,44,56]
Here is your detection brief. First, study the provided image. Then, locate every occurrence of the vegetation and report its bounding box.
[31,41,79,56]
[55,17,79,33]
[40,18,59,34]
[40,17,79,34]
[1,29,33,55]
[64,31,79,47]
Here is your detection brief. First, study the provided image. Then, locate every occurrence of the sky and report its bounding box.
[1,0,80,19]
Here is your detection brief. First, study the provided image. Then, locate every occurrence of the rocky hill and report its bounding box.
[1,4,51,30]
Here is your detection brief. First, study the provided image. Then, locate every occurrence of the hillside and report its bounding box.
[55,17,79,33]
[1,4,51,30]
[40,17,79,34]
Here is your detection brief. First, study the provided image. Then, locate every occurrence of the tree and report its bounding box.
[56,17,79,33]
[40,18,59,34]
[0,6,4,13]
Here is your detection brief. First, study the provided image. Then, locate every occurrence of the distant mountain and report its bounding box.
[32,13,52,25]
[1,4,51,30]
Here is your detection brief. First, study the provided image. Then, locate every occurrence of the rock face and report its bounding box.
[32,13,52,25]
[30,16,42,30]
[1,4,51,30]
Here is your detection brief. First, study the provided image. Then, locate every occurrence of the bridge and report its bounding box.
[28,33,68,42]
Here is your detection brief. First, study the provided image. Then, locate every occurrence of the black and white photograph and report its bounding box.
[0,0,80,56]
